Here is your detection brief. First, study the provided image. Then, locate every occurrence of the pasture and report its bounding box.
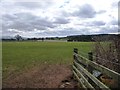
[2,41,93,88]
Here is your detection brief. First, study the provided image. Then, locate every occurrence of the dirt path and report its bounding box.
[3,64,78,88]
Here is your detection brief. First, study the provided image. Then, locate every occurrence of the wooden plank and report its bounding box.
[74,53,88,66]
[73,65,95,89]
[89,61,120,82]
[74,61,110,90]
[77,53,120,82]
[73,70,87,89]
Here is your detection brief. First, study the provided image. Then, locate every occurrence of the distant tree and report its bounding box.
[42,38,44,42]
[14,35,22,41]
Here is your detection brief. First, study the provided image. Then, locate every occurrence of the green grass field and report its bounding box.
[2,41,94,79]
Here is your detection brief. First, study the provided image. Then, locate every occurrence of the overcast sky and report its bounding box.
[1,0,119,37]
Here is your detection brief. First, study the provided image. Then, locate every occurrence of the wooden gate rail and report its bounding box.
[73,48,120,89]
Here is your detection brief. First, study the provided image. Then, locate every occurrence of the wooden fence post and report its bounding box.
[87,52,94,85]
[88,52,93,61]
[88,52,93,74]
[73,48,78,61]
[74,48,78,54]
[73,48,78,81]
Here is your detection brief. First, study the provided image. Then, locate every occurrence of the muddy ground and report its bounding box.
[3,64,78,88]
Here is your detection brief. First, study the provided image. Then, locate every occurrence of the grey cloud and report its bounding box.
[111,1,118,8]
[97,10,106,14]
[90,21,106,26]
[59,1,70,8]
[61,11,70,17]
[77,21,106,27]
[110,20,117,25]
[53,17,70,24]
[2,1,118,37]
[31,18,56,28]
[14,1,53,9]
[97,26,118,34]
[71,4,106,19]
[57,28,90,36]
[72,4,96,18]
[2,12,56,34]
[2,31,16,36]
[36,28,91,36]
[15,2,41,9]
[2,14,17,21]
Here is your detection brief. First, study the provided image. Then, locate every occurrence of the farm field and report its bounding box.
[2,41,94,88]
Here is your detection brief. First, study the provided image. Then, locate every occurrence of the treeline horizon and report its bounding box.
[67,34,119,42]
[2,34,119,42]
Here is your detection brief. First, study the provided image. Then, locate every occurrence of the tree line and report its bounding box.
[2,35,66,41]
[67,34,118,42]
[2,34,119,42]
